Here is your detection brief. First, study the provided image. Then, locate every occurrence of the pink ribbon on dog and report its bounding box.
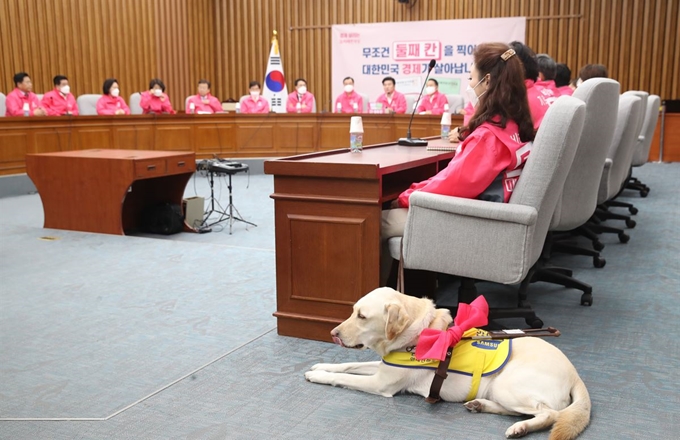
[415,296,489,361]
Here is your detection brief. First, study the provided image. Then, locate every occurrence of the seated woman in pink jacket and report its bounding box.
[555,63,574,96]
[286,78,315,113]
[140,78,176,115]
[382,43,535,241]
[96,78,130,115]
[241,81,270,114]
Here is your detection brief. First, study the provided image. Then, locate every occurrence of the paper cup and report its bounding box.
[440,112,452,125]
[349,116,364,133]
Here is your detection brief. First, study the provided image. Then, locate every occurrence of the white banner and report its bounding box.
[263,33,288,113]
[331,17,526,110]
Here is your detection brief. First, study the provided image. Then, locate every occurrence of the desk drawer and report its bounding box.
[135,159,167,178]
[167,154,195,174]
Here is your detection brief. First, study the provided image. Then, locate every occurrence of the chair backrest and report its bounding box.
[445,94,465,113]
[311,95,317,113]
[622,91,648,140]
[599,94,643,202]
[509,96,586,263]
[632,94,661,166]
[0,92,6,117]
[358,93,369,112]
[77,94,101,115]
[129,92,143,115]
[405,95,417,112]
[550,78,621,231]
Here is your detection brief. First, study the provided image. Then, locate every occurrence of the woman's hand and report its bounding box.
[448,127,460,143]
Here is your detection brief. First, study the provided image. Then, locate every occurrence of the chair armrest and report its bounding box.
[401,192,540,284]
[409,191,537,226]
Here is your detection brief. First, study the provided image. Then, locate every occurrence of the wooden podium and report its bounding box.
[265,139,455,342]
[25,149,196,235]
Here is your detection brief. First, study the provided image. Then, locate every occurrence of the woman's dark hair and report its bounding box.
[536,54,556,80]
[149,78,166,92]
[427,78,439,87]
[294,78,307,87]
[102,78,118,95]
[509,41,538,81]
[249,80,261,89]
[462,43,535,143]
[555,64,572,87]
[578,64,608,82]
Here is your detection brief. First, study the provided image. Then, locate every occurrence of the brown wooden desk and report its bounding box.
[0,113,452,176]
[264,139,456,342]
[25,149,196,235]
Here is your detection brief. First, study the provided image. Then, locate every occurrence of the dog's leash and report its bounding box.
[424,327,561,404]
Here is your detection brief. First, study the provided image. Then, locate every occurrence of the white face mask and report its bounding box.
[111,88,120,97]
[250,91,260,98]
[344,84,354,93]
[425,86,436,95]
[153,89,163,97]
[60,85,70,95]
[466,77,487,107]
[297,86,307,95]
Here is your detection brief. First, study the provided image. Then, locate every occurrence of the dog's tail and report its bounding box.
[549,376,591,440]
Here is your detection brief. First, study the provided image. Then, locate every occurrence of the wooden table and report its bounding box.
[0,113,451,176]
[25,149,196,235]
[264,139,456,342]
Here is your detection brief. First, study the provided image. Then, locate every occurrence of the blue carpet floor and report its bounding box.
[0,164,678,439]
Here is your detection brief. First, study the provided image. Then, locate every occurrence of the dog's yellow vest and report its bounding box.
[382,328,511,400]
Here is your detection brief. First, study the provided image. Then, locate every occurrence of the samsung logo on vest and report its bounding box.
[472,340,502,350]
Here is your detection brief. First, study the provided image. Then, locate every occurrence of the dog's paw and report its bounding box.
[464,400,483,413]
[305,370,334,384]
[505,422,528,438]
[310,363,335,372]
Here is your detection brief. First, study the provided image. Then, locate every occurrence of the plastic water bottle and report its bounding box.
[235,103,241,113]
[441,112,452,140]
[23,103,30,117]
[336,102,342,113]
[352,102,359,113]
[349,116,364,153]
[444,103,450,113]
[189,102,195,114]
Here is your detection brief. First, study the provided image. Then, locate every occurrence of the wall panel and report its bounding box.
[1,0,678,117]
[214,0,679,110]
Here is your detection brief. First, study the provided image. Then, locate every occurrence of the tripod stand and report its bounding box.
[201,163,257,234]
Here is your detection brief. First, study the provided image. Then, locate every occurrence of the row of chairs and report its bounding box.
[388,78,660,327]
[0,92,467,116]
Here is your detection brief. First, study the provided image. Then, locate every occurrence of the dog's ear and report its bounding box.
[385,303,410,340]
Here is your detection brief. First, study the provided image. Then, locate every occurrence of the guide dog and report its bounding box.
[305,287,590,440]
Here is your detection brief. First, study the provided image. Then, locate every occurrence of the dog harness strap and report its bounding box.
[465,353,487,401]
[425,347,453,404]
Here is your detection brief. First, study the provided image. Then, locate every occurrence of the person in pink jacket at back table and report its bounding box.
[555,63,574,96]
[416,78,448,115]
[334,77,363,113]
[185,79,223,114]
[375,76,407,114]
[5,72,46,116]
[535,54,561,102]
[140,78,176,115]
[286,78,315,113]
[96,78,130,115]
[42,75,78,116]
[241,81,270,114]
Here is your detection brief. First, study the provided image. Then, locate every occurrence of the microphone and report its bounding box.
[398,59,436,147]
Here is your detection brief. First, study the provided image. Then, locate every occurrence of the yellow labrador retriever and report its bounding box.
[305,287,590,440]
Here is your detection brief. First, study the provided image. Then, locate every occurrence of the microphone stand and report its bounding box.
[398,60,437,147]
